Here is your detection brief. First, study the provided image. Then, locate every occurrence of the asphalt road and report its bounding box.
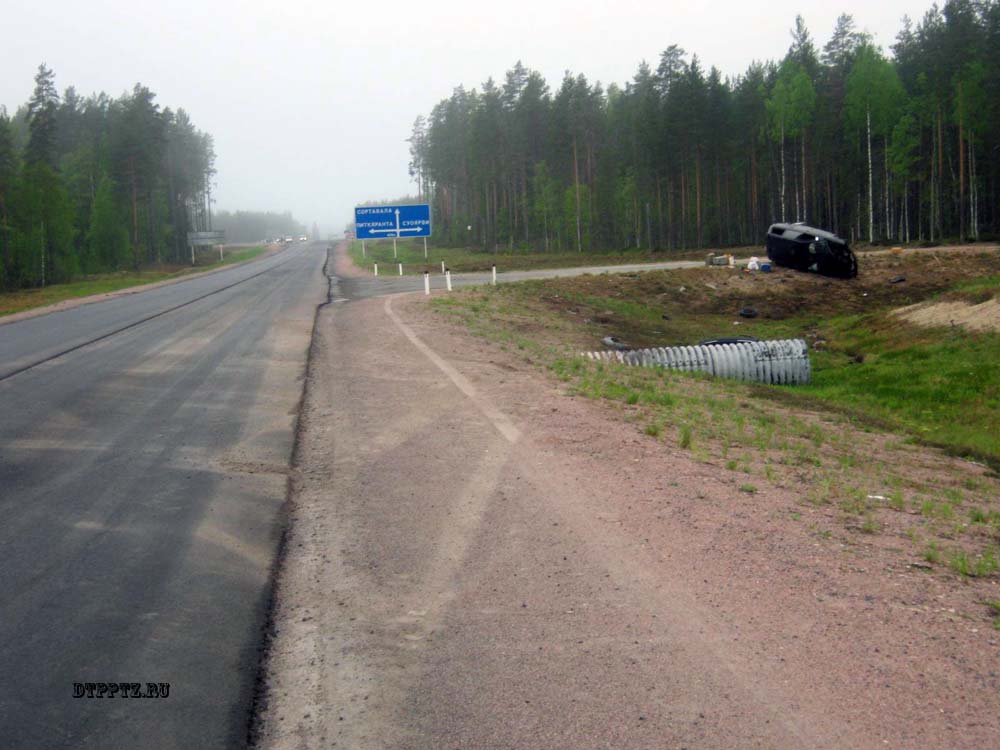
[0,243,327,748]
[335,258,706,300]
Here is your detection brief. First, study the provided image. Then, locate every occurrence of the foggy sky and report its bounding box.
[4,0,927,236]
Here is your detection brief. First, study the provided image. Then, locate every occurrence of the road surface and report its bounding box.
[0,245,708,748]
[0,243,326,748]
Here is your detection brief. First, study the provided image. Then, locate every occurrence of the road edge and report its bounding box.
[244,245,334,749]
[0,243,293,327]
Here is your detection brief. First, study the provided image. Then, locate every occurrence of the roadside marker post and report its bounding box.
[374,263,378,276]
[423,271,430,295]
[491,264,496,285]
[219,245,224,262]
[445,269,452,292]
[398,262,403,276]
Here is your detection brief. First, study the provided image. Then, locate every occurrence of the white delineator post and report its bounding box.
[398,262,403,276]
[445,269,452,291]
[423,271,430,295]
[373,263,378,276]
[491,264,496,285]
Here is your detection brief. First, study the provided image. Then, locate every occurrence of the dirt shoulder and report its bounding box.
[331,239,369,278]
[254,284,1000,749]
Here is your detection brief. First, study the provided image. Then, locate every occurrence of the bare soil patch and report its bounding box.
[894,297,1000,333]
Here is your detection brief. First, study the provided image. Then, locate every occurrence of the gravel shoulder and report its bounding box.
[254,278,1000,748]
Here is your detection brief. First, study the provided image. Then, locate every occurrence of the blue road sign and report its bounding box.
[354,204,431,240]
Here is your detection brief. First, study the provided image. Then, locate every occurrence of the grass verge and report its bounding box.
[0,245,269,318]
[348,239,754,275]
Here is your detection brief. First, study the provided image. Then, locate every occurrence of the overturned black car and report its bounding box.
[765,223,858,279]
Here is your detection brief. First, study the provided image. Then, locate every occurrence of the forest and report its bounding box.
[0,65,216,291]
[408,1,1000,253]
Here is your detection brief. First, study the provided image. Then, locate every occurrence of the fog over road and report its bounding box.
[0,243,326,748]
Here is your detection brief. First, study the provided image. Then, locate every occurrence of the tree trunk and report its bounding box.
[904,183,910,242]
[969,131,977,240]
[542,198,549,252]
[0,198,8,286]
[40,220,46,287]
[680,170,687,248]
[573,138,582,252]
[884,144,890,240]
[937,105,943,239]
[779,121,786,222]
[800,132,807,221]
[866,107,874,244]
[695,149,702,248]
[129,156,139,267]
[958,82,965,241]
[656,174,663,251]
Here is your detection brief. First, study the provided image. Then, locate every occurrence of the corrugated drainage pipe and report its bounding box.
[582,339,811,385]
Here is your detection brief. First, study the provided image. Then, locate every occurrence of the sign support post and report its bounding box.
[423,237,427,258]
[187,230,225,266]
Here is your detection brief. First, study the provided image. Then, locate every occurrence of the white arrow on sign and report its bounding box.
[368,209,423,236]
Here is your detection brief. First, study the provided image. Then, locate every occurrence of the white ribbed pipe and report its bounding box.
[582,339,810,384]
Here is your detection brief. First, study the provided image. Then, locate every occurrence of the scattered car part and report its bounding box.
[601,335,629,351]
[698,336,761,346]
[765,223,858,279]
[582,338,810,385]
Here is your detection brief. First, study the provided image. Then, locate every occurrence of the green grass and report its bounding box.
[924,543,942,564]
[801,319,1000,465]
[0,245,269,317]
[679,424,693,449]
[348,239,748,275]
[436,257,1000,468]
[950,548,999,577]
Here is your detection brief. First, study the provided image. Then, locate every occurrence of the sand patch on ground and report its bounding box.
[894,296,1000,332]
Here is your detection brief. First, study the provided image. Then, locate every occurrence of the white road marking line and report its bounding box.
[384,297,521,444]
